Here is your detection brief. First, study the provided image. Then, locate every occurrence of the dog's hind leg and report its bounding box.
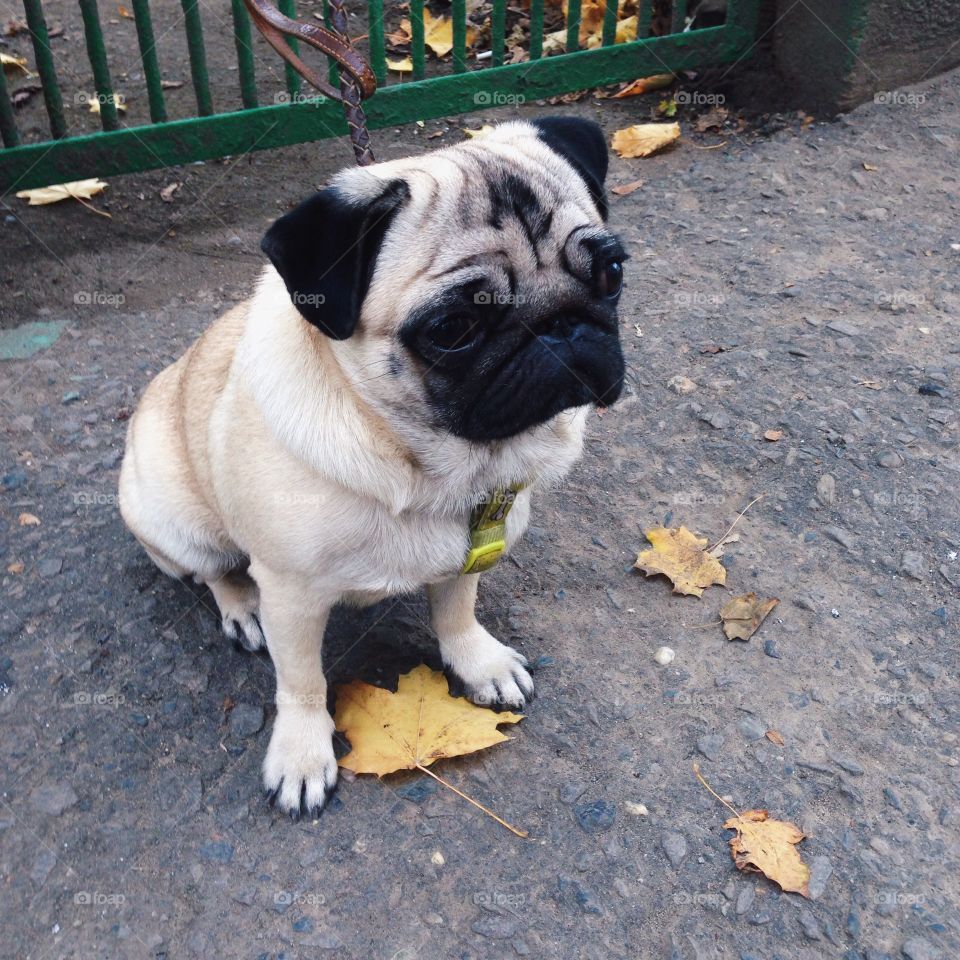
[205,568,266,652]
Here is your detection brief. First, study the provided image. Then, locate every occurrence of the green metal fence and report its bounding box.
[0,0,759,193]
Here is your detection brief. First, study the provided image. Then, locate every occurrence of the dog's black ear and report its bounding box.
[261,178,410,339]
[529,116,609,220]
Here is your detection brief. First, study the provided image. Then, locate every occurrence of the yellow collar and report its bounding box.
[461,483,527,574]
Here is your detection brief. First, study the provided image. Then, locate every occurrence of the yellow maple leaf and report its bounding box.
[386,56,413,72]
[720,592,779,641]
[335,665,526,835]
[611,122,681,158]
[16,178,108,206]
[635,525,726,597]
[335,665,521,776]
[422,9,476,59]
[724,810,811,897]
[696,765,811,898]
[1,52,30,77]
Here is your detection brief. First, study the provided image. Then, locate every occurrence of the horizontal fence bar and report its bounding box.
[22,0,68,139]
[180,0,214,116]
[79,0,120,131]
[131,0,168,122]
[1,26,739,193]
[0,56,19,147]
[231,0,259,108]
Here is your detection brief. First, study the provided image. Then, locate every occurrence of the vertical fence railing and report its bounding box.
[180,0,214,116]
[231,0,260,108]
[131,0,168,122]
[79,0,120,132]
[22,0,67,139]
[0,58,19,147]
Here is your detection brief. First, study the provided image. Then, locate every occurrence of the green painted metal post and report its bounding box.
[638,0,653,38]
[22,0,67,139]
[529,0,544,60]
[180,0,214,116]
[566,0,582,53]
[368,0,386,85]
[452,0,467,73]
[131,0,168,122]
[491,0,507,67]
[411,0,426,80]
[602,0,619,46]
[230,0,259,108]
[0,62,20,148]
[278,0,302,97]
[79,0,120,132]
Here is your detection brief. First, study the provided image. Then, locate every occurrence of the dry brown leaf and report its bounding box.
[724,809,811,897]
[117,4,134,18]
[693,106,729,132]
[1,52,31,77]
[613,73,675,98]
[611,122,680,159]
[160,79,184,90]
[611,179,644,197]
[18,512,40,526]
[3,19,29,37]
[386,20,412,47]
[635,526,726,597]
[6,561,24,575]
[862,162,878,171]
[763,429,784,441]
[720,592,779,641]
[16,179,107,207]
[335,665,526,836]
[386,56,413,72]
[766,729,785,746]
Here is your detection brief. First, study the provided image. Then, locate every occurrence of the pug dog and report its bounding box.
[118,116,626,819]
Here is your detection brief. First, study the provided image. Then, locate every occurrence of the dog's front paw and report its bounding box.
[443,628,534,711]
[262,707,338,820]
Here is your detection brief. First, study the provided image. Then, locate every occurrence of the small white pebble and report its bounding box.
[431,851,445,866]
[624,802,649,816]
[654,646,675,666]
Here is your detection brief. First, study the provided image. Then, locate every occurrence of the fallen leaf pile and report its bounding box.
[634,525,726,596]
[335,665,526,836]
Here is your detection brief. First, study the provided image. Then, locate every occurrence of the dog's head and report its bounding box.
[261,116,626,442]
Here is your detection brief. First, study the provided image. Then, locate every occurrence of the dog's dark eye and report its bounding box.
[425,315,480,353]
[597,261,624,300]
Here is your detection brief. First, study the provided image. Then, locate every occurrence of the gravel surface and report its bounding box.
[0,63,957,960]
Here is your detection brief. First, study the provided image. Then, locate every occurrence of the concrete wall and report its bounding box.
[772,0,960,113]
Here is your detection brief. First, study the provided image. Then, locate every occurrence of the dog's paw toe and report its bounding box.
[446,643,534,712]
[222,614,265,653]
[262,711,338,819]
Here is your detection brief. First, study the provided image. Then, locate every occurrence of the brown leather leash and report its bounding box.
[243,0,377,165]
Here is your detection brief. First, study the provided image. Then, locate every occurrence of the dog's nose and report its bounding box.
[529,312,589,342]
